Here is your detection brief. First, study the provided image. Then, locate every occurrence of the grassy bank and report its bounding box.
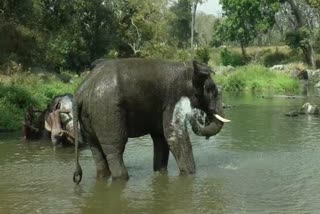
[0,63,301,130]
[214,64,300,93]
[0,72,86,130]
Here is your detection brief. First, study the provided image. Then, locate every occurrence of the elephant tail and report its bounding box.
[73,98,83,184]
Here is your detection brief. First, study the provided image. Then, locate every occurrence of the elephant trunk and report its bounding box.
[189,110,230,138]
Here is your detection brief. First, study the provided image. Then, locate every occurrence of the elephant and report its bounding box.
[23,93,75,145]
[23,106,48,141]
[44,93,75,145]
[300,102,319,114]
[72,58,230,184]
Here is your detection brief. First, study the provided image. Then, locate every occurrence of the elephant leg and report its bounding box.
[93,109,129,180]
[163,107,196,175]
[82,129,111,179]
[151,134,169,172]
[100,142,128,180]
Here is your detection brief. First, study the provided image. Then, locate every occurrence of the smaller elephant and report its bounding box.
[23,93,75,146]
[300,102,319,114]
[23,106,48,141]
[44,93,75,146]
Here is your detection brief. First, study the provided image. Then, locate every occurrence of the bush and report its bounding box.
[0,71,87,130]
[263,48,288,67]
[220,48,246,66]
[313,29,320,54]
[214,64,300,93]
[176,49,193,61]
[141,43,177,60]
[195,47,210,64]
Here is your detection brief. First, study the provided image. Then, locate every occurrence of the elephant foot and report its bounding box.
[154,168,168,175]
[106,153,129,181]
[96,170,111,179]
[96,163,111,179]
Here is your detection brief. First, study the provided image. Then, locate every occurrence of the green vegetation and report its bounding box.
[214,65,300,93]
[215,0,280,56]
[1,0,318,131]
[208,46,309,68]
[0,69,86,130]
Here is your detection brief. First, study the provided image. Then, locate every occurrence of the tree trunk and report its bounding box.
[286,0,315,68]
[240,41,247,57]
[191,1,197,49]
[303,44,316,68]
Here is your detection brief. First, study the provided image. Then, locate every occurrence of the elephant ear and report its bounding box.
[44,114,52,132]
[192,60,213,88]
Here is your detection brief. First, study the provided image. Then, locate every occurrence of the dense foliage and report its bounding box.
[0,0,202,72]
[215,65,300,93]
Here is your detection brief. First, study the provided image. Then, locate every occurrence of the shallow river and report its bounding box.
[1,94,320,214]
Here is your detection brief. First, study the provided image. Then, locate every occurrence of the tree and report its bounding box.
[217,0,281,56]
[191,0,206,49]
[169,0,192,48]
[196,12,216,46]
[306,0,320,10]
[113,0,171,56]
[283,0,316,68]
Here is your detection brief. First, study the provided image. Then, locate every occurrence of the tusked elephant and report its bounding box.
[73,58,230,184]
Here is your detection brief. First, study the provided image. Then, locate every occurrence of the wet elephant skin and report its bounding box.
[73,58,225,183]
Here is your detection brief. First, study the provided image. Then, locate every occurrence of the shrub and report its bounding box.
[220,48,246,66]
[263,48,288,67]
[0,71,87,130]
[215,64,300,93]
[195,47,210,64]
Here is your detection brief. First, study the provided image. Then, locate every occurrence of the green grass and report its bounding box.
[214,64,300,94]
[0,62,301,130]
[0,72,86,130]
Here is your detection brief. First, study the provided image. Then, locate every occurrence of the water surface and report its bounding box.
[1,94,320,213]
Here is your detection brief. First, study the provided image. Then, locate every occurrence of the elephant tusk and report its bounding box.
[214,114,231,123]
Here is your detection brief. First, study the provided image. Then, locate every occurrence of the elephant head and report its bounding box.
[44,94,75,145]
[188,61,230,138]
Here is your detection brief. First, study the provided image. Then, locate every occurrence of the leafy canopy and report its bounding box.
[216,0,281,47]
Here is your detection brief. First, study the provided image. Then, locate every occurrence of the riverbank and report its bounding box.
[214,64,300,94]
[0,71,86,130]
[0,63,301,131]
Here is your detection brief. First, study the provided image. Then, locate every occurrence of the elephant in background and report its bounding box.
[44,93,75,145]
[23,93,75,146]
[73,58,230,184]
[23,106,48,141]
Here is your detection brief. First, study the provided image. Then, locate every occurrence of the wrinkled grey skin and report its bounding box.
[73,59,225,184]
[45,93,74,145]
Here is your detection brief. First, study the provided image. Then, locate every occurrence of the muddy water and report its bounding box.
[1,94,320,214]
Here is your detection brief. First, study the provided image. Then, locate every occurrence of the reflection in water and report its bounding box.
[80,175,225,214]
[1,94,320,213]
